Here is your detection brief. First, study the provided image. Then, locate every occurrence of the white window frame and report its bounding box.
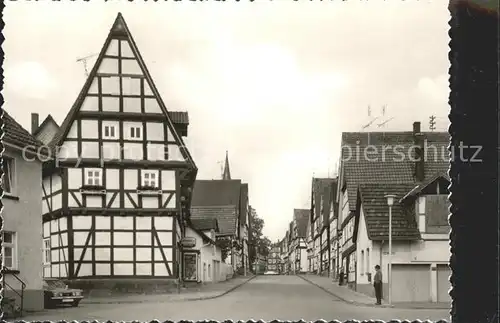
[418,196,426,214]
[366,248,370,274]
[2,231,18,270]
[84,168,103,186]
[141,170,158,188]
[103,124,118,139]
[129,126,142,140]
[43,238,51,265]
[1,156,16,195]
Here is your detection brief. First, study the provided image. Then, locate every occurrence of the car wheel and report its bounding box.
[71,300,80,307]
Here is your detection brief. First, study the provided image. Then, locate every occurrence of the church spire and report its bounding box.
[222,150,231,180]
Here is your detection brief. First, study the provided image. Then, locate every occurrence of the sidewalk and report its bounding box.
[82,275,256,305]
[298,274,450,310]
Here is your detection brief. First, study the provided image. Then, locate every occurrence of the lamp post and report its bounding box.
[384,194,396,305]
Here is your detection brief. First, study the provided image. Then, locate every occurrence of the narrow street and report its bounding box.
[23,275,450,322]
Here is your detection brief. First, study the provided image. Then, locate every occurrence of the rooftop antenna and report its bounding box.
[429,115,437,131]
[76,53,99,76]
[361,105,379,145]
[376,105,393,129]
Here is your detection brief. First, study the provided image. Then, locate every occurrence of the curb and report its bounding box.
[298,275,450,310]
[82,275,257,305]
[297,275,394,308]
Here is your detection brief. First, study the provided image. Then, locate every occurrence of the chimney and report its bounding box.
[31,113,39,135]
[413,121,425,182]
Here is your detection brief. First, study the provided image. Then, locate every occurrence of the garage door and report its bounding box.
[391,264,431,302]
[437,264,452,303]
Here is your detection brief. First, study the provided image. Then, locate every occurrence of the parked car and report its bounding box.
[264,270,278,275]
[43,278,84,308]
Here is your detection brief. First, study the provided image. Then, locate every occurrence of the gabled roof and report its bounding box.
[399,171,451,203]
[239,183,249,225]
[2,111,46,153]
[312,177,337,221]
[340,130,450,211]
[47,13,196,171]
[186,218,217,245]
[190,218,219,232]
[353,183,421,241]
[190,206,237,236]
[294,209,309,238]
[191,179,242,207]
[33,114,59,137]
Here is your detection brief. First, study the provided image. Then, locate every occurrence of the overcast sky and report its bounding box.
[4,0,450,242]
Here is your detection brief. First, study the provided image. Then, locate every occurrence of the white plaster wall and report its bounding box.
[355,205,374,285]
[81,120,98,139]
[146,122,164,141]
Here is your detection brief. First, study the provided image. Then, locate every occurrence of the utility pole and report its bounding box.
[429,115,436,131]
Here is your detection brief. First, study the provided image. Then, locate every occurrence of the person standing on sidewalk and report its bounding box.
[373,265,383,305]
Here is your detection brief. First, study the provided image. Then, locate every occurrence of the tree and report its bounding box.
[248,207,272,264]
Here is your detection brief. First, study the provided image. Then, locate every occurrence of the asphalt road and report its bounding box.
[22,275,451,322]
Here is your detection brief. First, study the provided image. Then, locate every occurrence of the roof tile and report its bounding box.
[2,111,45,151]
[357,183,421,240]
[190,206,237,235]
[341,131,450,211]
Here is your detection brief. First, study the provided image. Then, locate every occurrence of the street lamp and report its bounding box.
[384,194,396,305]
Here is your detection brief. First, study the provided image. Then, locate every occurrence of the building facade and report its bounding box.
[183,218,224,283]
[2,112,47,312]
[267,244,280,273]
[190,177,250,274]
[40,13,197,281]
[336,121,450,296]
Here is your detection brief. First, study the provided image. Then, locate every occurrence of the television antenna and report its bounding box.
[378,117,395,128]
[76,53,99,76]
[376,105,394,129]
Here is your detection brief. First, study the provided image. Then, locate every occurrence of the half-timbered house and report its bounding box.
[328,185,340,280]
[337,121,449,291]
[190,179,249,273]
[294,209,309,273]
[306,216,313,272]
[267,244,280,273]
[2,111,49,312]
[40,13,197,281]
[281,232,289,274]
[310,178,336,276]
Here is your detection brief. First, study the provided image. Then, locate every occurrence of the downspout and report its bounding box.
[380,240,384,275]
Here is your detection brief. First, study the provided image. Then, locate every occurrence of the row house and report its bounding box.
[267,244,280,272]
[283,229,291,274]
[190,156,250,275]
[39,13,197,283]
[183,218,225,283]
[287,209,308,274]
[307,178,337,276]
[280,233,289,274]
[337,121,451,303]
[2,112,48,313]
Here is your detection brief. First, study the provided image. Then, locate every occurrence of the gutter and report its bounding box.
[4,141,51,159]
